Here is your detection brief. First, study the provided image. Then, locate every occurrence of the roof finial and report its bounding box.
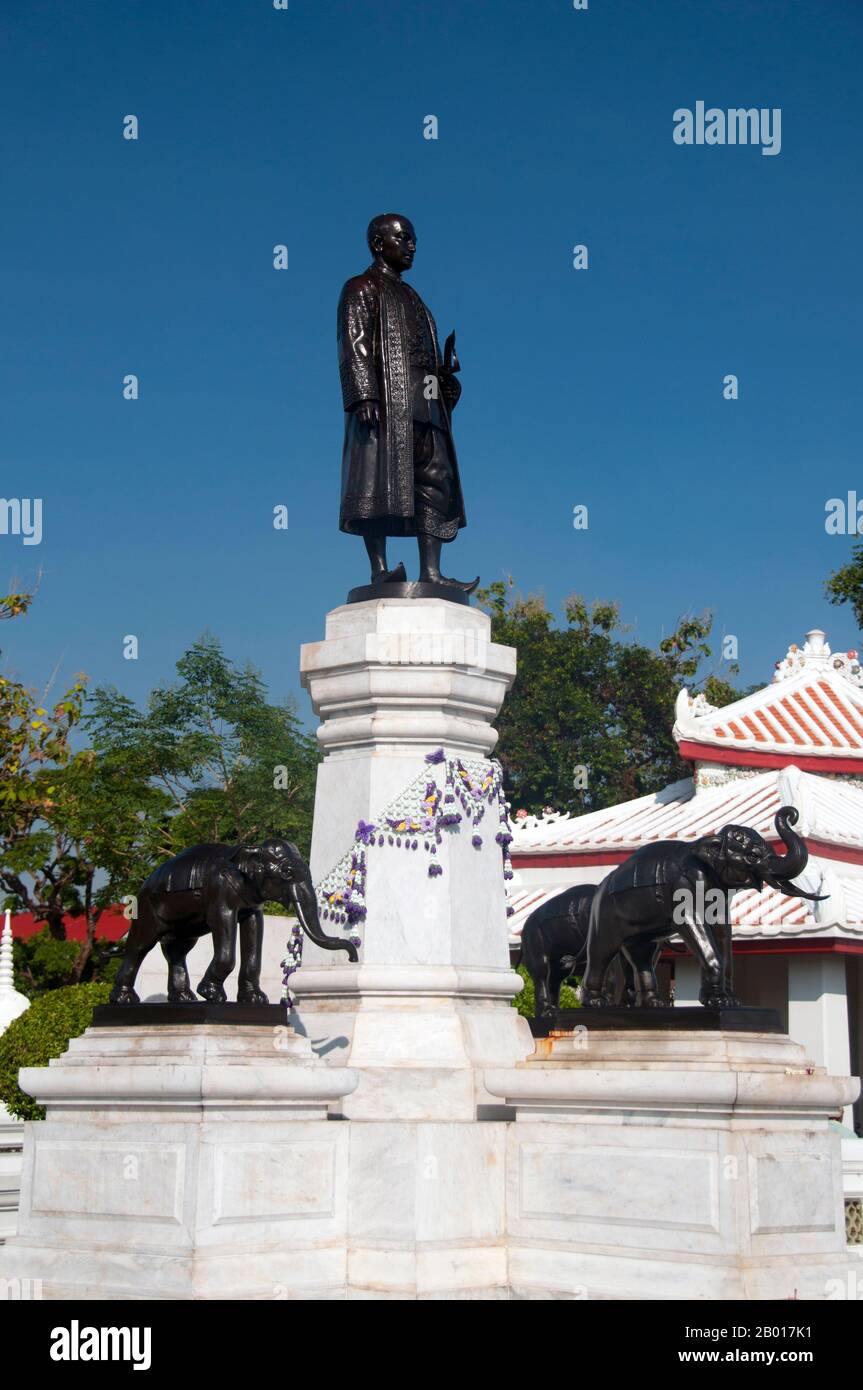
[772,631,861,686]
[803,629,828,656]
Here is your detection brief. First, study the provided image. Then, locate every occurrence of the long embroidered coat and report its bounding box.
[337,263,466,536]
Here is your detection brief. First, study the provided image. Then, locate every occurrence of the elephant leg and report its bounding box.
[678,915,730,1007]
[622,937,665,1007]
[548,962,569,1009]
[533,965,554,1017]
[717,912,739,1004]
[580,935,621,1008]
[238,909,268,1004]
[161,935,196,1003]
[197,904,238,1003]
[602,953,629,1005]
[109,903,161,1004]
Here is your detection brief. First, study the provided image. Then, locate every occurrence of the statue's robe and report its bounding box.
[337,262,466,538]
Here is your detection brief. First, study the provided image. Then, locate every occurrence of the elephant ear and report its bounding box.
[231,845,266,883]
[691,830,725,872]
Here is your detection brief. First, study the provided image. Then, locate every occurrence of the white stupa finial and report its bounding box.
[0,909,30,1034]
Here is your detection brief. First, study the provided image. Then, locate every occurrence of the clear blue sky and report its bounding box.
[2,0,862,721]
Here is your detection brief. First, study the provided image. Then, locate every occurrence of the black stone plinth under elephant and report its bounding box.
[109,839,357,1006]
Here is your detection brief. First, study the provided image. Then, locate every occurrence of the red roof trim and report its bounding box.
[659,940,863,960]
[511,850,631,869]
[677,739,863,773]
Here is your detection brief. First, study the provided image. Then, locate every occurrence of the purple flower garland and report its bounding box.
[289,749,516,987]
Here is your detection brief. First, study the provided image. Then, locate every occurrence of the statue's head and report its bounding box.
[232,838,306,905]
[693,807,826,901]
[367,213,416,273]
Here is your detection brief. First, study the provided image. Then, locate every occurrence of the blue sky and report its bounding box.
[2,0,862,722]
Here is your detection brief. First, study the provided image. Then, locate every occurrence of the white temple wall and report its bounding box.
[788,955,853,1129]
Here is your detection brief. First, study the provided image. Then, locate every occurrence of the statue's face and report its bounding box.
[720,824,770,888]
[374,218,416,272]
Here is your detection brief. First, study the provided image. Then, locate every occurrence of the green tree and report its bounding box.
[86,634,320,894]
[0,981,112,1120]
[0,587,92,945]
[477,581,746,816]
[825,542,863,634]
[2,606,317,988]
[0,703,157,985]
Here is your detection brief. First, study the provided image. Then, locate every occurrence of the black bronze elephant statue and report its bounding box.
[521,884,644,1015]
[579,806,824,1009]
[109,838,358,1005]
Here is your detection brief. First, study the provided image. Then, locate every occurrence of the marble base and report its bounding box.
[0,1017,511,1299]
[0,1023,358,1298]
[292,964,533,1121]
[485,1029,860,1300]
[2,1023,858,1298]
[344,1120,509,1298]
[0,1105,24,1242]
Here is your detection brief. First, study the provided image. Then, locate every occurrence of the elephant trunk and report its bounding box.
[291,874,360,963]
[763,805,808,881]
[761,805,827,902]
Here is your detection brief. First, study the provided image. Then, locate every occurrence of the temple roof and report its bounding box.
[506,629,863,946]
[509,764,863,859]
[674,629,863,769]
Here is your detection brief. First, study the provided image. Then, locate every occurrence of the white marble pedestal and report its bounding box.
[4,597,858,1300]
[485,1028,860,1300]
[0,1022,357,1299]
[0,1103,24,1242]
[294,598,533,1121]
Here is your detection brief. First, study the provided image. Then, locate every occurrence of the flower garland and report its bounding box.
[281,923,304,1007]
[282,747,515,1001]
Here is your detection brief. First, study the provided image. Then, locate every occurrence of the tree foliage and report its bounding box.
[1,601,319,989]
[0,587,93,949]
[477,580,745,816]
[0,981,112,1120]
[825,542,863,634]
[85,634,320,894]
[512,963,580,1019]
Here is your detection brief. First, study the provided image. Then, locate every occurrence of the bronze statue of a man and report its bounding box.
[337,213,477,592]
